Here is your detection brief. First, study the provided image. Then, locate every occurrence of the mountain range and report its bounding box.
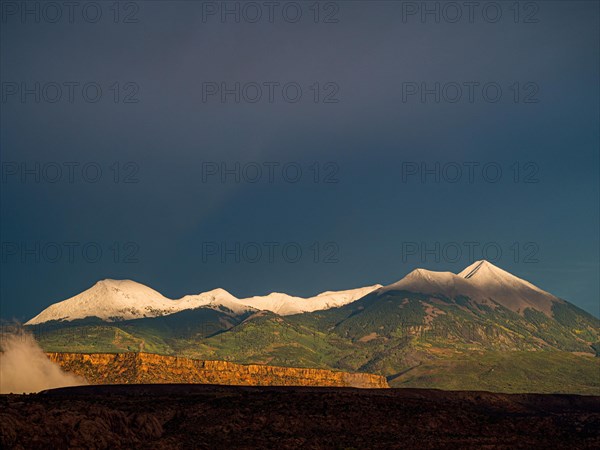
[26,279,382,324]
[24,261,600,394]
[25,260,564,324]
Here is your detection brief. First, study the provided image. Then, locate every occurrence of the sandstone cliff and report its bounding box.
[47,352,389,388]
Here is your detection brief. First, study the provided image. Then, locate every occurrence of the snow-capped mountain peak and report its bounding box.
[177,288,252,315]
[237,285,383,315]
[457,260,560,314]
[380,268,475,299]
[381,260,561,316]
[25,281,382,325]
[25,261,564,325]
[26,279,174,325]
[459,259,523,283]
[459,260,548,294]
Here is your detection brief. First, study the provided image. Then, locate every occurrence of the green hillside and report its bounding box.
[29,289,600,395]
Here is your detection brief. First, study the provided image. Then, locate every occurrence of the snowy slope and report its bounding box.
[381,269,477,298]
[382,260,561,316]
[25,261,562,325]
[238,285,383,315]
[25,281,255,325]
[457,260,562,315]
[177,288,253,315]
[25,281,382,325]
[26,280,171,325]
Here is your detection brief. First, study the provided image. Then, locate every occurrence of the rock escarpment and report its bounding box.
[46,352,389,388]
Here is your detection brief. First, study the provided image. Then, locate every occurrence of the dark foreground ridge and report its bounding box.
[2,384,599,449]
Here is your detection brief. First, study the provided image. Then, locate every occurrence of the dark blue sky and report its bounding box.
[1,1,599,320]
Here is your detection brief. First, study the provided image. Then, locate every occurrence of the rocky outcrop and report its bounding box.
[46,352,389,388]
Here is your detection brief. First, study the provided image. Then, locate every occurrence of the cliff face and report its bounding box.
[46,352,389,388]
